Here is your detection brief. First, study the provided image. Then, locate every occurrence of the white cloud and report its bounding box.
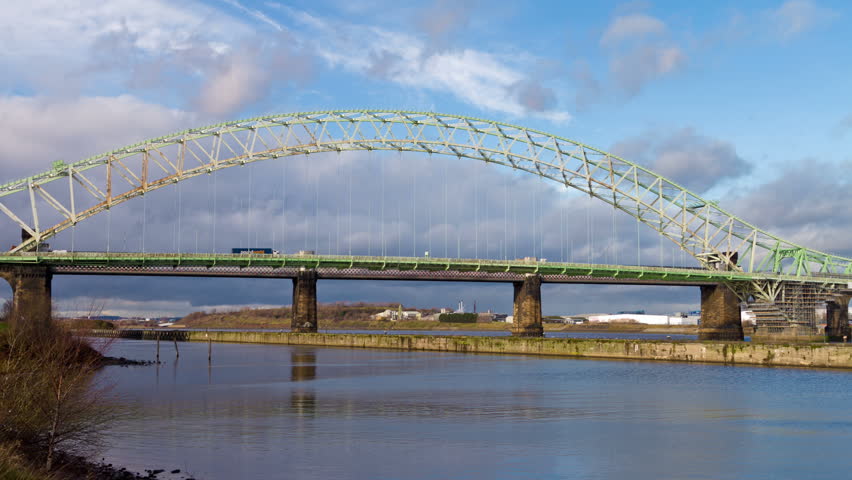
[287,9,571,122]
[0,0,249,61]
[222,0,284,32]
[193,51,271,116]
[600,13,666,47]
[0,95,196,175]
[609,45,686,97]
[598,12,686,98]
[768,0,837,38]
[611,128,750,192]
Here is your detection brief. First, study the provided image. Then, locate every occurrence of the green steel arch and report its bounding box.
[0,110,846,277]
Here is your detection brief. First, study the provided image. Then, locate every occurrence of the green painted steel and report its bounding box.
[0,252,849,287]
[0,110,849,282]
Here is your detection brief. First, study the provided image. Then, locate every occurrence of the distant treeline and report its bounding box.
[438,313,478,323]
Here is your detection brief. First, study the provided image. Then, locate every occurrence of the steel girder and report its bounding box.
[0,110,849,282]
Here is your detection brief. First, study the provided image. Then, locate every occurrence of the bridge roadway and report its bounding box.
[2,252,851,341]
[2,251,850,285]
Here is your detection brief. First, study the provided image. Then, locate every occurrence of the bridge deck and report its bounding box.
[1,252,849,286]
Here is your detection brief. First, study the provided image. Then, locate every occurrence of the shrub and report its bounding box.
[438,313,478,323]
[0,317,118,470]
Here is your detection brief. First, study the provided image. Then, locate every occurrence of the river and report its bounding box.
[96,338,851,479]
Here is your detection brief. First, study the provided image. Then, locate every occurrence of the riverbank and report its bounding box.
[132,319,699,334]
[95,330,852,369]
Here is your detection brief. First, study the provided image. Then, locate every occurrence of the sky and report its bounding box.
[2,0,852,317]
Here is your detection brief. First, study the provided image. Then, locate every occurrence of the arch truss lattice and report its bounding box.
[0,110,848,283]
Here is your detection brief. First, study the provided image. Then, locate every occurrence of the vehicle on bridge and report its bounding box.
[232,248,279,255]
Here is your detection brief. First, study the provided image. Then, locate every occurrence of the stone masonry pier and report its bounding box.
[291,268,318,333]
[698,284,744,341]
[0,265,52,330]
[512,274,543,337]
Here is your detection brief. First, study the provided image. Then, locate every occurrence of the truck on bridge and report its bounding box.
[231,248,279,255]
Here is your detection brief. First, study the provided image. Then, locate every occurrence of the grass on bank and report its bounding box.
[0,443,54,480]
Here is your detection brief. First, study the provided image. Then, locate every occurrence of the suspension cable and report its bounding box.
[532,179,537,259]
[281,158,287,253]
[178,180,182,253]
[637,216,641,266]
[504,173,508,260]
[142,193,146,253]
[348,154,352,256]
[612,204,617,265]
[413,156,417,256]
[247,163,252,248]
[381,151,385,257]
[586,197,591,263]
[337,152,342,255]
[474,160,478,258]
[314,166,319,254]
[444,156,448,258]
[107,209,111,253]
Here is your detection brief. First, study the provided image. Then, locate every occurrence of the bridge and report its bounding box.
[0,110,849,341]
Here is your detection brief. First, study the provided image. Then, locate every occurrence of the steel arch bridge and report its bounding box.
[0,110,850,312]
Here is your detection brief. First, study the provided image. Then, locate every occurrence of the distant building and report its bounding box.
[373,309,422,321]
[588,314,672,325]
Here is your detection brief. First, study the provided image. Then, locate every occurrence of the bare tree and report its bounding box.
[0,315,119,470]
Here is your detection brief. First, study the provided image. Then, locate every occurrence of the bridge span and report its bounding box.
[1,110,851,341]
[1,252,851,341]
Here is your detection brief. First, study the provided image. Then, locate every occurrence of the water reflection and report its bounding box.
[290,349,317,382]
[290,349,317,416]
[99,339,852,480]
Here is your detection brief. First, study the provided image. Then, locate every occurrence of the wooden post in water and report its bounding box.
[173,334,179,358]
[207,330,212,364]
[156,331,160,363]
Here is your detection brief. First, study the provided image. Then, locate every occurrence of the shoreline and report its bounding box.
[118,322,700,335]
[91,330,852,370]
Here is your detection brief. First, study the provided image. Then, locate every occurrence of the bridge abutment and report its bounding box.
[698,284,743,341]
[291,269,318,333]
[825,295,851,341]
[512,274,544,337]
[0,265,52,330]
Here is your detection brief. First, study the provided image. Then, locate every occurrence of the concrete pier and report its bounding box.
[826,295,851,341]
[512,274,543,337]
[0,265,52,330]
[291,269,318,333]
[698,284,744,341]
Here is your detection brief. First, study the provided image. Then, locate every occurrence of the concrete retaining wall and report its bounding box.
[92,330,852,369]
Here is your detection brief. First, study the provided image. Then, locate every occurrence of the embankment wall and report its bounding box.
[91,330,852,369]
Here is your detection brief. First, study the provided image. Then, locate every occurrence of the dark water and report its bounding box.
[97,339,851,480]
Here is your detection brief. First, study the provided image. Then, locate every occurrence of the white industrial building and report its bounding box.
[373,309,422,321]
[587,314,703,325]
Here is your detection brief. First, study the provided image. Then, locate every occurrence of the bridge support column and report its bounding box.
[291,269,318,333]
[512,274,543,337]
[826,295,851,341]
[698,284,743,341]
[0,266,52,331]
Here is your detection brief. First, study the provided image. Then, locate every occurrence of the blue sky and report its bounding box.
[1,0,851,317]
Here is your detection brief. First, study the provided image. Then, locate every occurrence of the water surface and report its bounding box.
[98,339,850,479]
